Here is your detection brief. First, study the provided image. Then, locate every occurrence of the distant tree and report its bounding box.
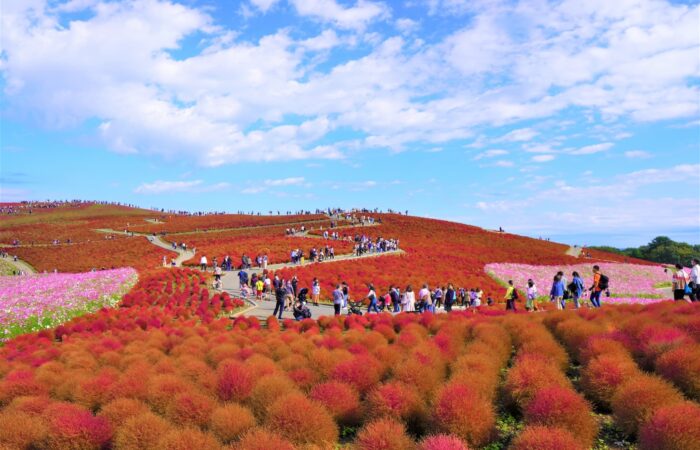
[591,236,700,265]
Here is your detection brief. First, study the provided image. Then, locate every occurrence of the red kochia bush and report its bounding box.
[432,383,494,448]
[209,403,256,443]
[330,355,382,394]
[41,402,112,450]
[164,391,215,428]
[0,410,48,448]
[639,402,700,450]
[580,353,639,408]
[236,428,296,450]
[611,374,685,436]
[504,354,570,410]
[655,344,700,400]
[114,412,172,450]
[354,417,415,450]
[309,381,362,425]
[419,434,470,450]
[155,427,222,450]
[365,381,426,426]
[97,398,151,428]
[510,426,585,450]
[216,360,254,402]
[266,393,338,446]
[523,386,597,446]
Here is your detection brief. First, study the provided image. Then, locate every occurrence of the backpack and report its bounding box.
[599,274,609,290]
[567,281,577,293]
[512,289,519,300]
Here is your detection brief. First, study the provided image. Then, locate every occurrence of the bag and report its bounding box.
[563,290,570,300]
[567,281,577,293]
[685,284,693,295]
[512,289,519,300]
[598,274,609,290]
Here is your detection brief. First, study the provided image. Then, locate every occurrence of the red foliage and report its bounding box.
[523,386,596,446]
[41,402,113,450]
[580,353,639,408]
[503,354,571,410]
[265,393,338,446]
[0,410,48,448]
[354,417,416,450]
[432,382,495,448]
[419,434,470,450]
[155,427,222,450]
[209,404,257,443]
[655,344,700,401]
[365,381,426,426]
[114,412,172,450]
[309,381,361,425]
[611,374,685,436]
[216,360,255,402]
[97,398,151,428]
[639,402,700,450]
[330,355,382,394]
[164,391,215,428]
[510,426,585,450]
[236,428,296,450]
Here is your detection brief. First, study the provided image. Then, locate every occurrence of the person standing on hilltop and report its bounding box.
[504,280,518,310]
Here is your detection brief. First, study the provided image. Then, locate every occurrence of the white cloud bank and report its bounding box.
[134,180,230,194]
[1,0,698,166]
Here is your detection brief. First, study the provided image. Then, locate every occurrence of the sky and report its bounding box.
[1,0,699,247]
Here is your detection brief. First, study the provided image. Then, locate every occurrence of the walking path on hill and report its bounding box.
[148,236,194,267]
[566,245,583,257]
[0,255,37,274]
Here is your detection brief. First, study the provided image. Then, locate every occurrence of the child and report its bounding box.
[526,279,537,312]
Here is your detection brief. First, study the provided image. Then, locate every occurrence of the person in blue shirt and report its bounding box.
[237,269,248,289]
[570,271,585,309]
[550,274,565,310]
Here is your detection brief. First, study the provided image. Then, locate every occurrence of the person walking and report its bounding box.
[390,285,401,313]
[273,284,287,319]
[444,283,455,312]
[366,284,380,314]
[690,258,700,302]
[341,281,350,309]
[526,279,537,312]
[672,263,690,302]
[332,284,344,316]
[311,278,321,306]
[589,265,606,308]
[570,271,585,309]
[199,255,208,271]
[504,280,518,311]
[402,285,415,312]
[550,274,565,310]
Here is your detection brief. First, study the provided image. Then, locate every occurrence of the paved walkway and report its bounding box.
[148,236,194,267]
[566,245,583,257]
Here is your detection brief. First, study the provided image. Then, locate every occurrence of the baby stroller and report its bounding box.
[347,300,364,316]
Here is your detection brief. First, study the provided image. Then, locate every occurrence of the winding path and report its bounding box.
[566,245,583,258]
[0,255,37,274]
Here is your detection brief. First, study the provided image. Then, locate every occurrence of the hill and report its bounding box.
[591,236,700,265]
[1,201,652,299]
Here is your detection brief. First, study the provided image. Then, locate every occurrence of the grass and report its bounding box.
[0,259,17,276]
[653,281,672,289]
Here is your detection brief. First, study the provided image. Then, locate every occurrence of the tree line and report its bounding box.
[591,236,700,265]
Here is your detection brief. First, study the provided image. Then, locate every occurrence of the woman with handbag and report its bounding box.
[672,264,691,303]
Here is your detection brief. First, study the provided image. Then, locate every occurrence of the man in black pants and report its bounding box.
[273,285,287,319]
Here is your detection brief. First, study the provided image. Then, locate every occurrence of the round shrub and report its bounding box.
[0,410,48,448]
[523,386,597,446]
[217,360,254,402]
[209,403,256,443]
[164,391,215,428]
[156,427,222,450]
[114,412,172,450]
[6,395,53,416]
[309,381,361,425]
[580,354,639,409]
[98,398,151,429]
[146,374,192,414]
[248,374,299,419]
[419,434,470,450]
[611,374,685,436]
[354,417,415,450]
[41,402,113,450]
[266,393,338,446]
[432,383,494,448]
[655,345,700,400]
[365,381,426,427]
[504,354,570,410]
[236,428,296,450]
[330,355,382,394]
[639,402,700,450]
[510,425,584,450]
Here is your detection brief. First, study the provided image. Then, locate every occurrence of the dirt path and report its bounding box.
[0,255,37,274]
[566,245,583,257]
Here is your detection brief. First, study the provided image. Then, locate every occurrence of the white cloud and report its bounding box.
[532,154,556,162]
[395,18,419,33]
[0,0,697,168]
[249,0,280,13]
[134,180,230,194]
[289,0,389,30]
[263,177,306,186]
[624,150,652,159]
[569,143,613,155]
[473,149,508,160]
[492,160,514,167]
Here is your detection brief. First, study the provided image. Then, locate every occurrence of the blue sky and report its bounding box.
[1,0,699,247]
